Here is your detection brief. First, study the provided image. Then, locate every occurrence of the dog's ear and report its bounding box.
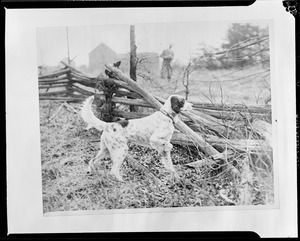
[114,61,121,68]
[170,96,185,114]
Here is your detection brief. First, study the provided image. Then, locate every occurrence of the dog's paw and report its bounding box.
[86,170,93,176]
[84,124,92,130]
[86,166,94,176]
[109,172,125,182]
[170,171,181,183]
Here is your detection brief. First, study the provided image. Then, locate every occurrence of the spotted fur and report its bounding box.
[81,95,193,181]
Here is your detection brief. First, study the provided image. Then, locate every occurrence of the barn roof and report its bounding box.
[89,42,117,56]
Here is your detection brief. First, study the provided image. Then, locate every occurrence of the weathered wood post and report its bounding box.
[65,27,75,97]
[130,25,137,82]
[129,25,138,112]
[65,67,74,97]
[97,78,117,122]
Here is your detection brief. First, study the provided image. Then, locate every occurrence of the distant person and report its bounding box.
[160,44,174,81]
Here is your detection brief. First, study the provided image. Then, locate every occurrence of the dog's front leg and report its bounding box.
[87,157,96,175]
[150,134,173,154]
[150,135,179,178]
[161,150,180,179]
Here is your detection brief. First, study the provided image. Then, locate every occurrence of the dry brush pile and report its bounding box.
[39,62,274,213]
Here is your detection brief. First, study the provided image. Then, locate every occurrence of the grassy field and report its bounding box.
[41,101,217,212]
[40,67,273,213]
[138,66,271,106]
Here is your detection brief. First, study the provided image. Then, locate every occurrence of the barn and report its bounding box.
[89,42,159,75]
[89,43,118,75]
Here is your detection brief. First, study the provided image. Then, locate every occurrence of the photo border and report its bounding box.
[5,1,297,238]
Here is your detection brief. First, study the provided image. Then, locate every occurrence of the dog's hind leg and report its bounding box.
[87,141,110,175]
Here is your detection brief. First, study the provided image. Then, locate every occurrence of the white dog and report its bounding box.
[81,95,193,181]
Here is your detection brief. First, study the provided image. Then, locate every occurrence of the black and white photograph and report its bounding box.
[5,2,297,237]
[37,20,274,213]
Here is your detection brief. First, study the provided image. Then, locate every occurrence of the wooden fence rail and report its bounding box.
[38,62,272,159]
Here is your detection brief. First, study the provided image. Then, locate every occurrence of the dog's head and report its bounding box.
[162,95,193,115]
[170,95,193,114]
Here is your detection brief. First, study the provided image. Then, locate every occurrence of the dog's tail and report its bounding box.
[81,96,106,131]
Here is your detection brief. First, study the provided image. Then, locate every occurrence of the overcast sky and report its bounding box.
[36,20,269,67]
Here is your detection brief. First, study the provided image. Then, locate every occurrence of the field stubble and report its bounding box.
[40,67,274,213]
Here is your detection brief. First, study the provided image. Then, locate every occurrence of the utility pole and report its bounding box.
[130,25,137,81]
[66,27,70,64]
[65,27,73,95]
[129,25,137,112]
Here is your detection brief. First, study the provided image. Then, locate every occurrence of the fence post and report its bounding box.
[129,25,138,112]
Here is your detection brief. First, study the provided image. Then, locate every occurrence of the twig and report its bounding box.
[126,154,163,185]
[48,103,65,122]
[63,102,78,113]
[213,36,269,56]
[219,190,236,205]
[48,101,79,122]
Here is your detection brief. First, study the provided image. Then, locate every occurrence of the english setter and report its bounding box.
[81,95,193,181]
